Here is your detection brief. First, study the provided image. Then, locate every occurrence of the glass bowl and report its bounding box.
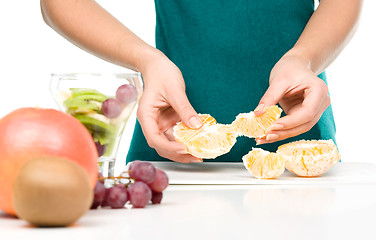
[50,73,143,178]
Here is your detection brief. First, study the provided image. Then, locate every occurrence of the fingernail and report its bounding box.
[271,123,284,130]
[266,134,279,141]
[254,104,264,112]
[255,139,265,145]
[189,116,202,128]
[176,149,187,154]
[191,159,203,163]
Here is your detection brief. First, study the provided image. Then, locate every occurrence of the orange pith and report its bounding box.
[173,114,237,159]
[232,105,282,138]
[276,139,340,177]
[242,148,285,179]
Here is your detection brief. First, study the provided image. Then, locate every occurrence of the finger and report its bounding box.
[272,87,328,130]
[158,107,181,132]
[138,107,186,153]
[156,149,203,163]
[257,119,317,144]
[168,91,202,129]
[256,101,326,144]
[255,80,288,116]
[164,128,175,141]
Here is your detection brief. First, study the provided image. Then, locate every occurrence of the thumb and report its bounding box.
[169,93,202,129]
[254,80,286,116]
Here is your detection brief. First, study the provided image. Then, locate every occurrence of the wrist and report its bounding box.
[270,48,316,83]
[283,47,312,71]
[135,47,166,73]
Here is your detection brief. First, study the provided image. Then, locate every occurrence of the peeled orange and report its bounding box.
[242,148,285,179]
[232,105,282,138]
[173,114,237,159]
[276,139,340,177]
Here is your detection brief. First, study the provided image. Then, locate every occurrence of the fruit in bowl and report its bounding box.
[51,73,143,179]
[61,84,138,158]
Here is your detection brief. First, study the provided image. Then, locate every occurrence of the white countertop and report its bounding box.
[1,162,376,240]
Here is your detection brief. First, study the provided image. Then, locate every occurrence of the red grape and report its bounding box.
[128,161,156,184]
[148,168,169,192]
[151,191,163,204]
[101,188,111,207]
[95,162,168,209]
[91,181,106,209]
[128,181,152,208]
[101,98,122,118]
[106,185,128,209]
[116,84,137,104]
[91,202,101,209]
[95,141,106,156]
[127,160,141,172]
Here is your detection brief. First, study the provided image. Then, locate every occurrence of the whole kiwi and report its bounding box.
[12,156,93,227]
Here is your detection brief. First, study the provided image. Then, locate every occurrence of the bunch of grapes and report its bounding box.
[91,161,169,209]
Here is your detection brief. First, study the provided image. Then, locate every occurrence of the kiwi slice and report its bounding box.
[64,94,108,113]
[102,134,118,157]
[66,93,108,103]
[74,114,116,141]
[64,98,101,113]
[92,131,110,146]
[70,88,107,99]
[74,114,118,157]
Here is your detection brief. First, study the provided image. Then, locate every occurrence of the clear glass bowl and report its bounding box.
[50,73,143,178]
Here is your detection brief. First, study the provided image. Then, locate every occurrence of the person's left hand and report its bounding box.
[254,52,331,144]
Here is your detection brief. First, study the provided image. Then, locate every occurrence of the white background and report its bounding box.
[0,0,375,167]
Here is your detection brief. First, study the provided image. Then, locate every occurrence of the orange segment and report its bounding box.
[242,148,285,179]
[276,139,340,177]
[173,114,237,159]
[232,105,282,138]
[173,114,216,144]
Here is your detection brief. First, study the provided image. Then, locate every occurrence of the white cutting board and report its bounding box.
[150,162,376,185]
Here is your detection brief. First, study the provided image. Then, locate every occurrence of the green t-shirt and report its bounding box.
[126,0,336,163]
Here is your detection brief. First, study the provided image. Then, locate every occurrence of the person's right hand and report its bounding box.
[137,50,203,163]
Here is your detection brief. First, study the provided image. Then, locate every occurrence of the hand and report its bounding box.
[254,53,331,144]
[136,50,203,163]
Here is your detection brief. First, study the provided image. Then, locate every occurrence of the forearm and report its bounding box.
[40,0,158,72]
[285,0,363,74]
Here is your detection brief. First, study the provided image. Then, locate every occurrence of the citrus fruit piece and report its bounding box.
[173,114,237,159]
[232,105,282,138]
[174,114,216,143]
[276,139,340,177]
[242,148,285,179]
